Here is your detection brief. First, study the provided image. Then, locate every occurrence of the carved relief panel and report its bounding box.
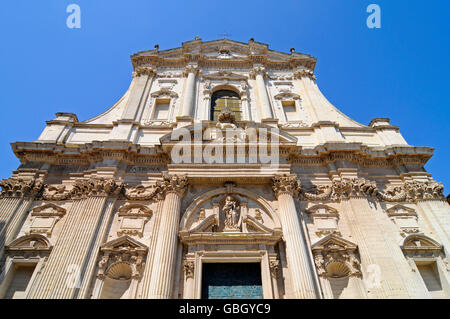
[26,203,66,237]
[306,204,340,237]
[386,204,420,236]
[116,204,152,238]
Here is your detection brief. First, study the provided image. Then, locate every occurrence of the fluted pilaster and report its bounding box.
[140,194,165,298]
[251,66,273,119]
[272,175,318,299]
[181,65,198,117]
[29,178,121,299]
[147,175,188,299]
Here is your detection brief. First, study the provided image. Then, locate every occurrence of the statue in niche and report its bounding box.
[223,195,240,231]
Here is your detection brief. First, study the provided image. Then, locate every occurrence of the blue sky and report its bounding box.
[0,1,449,192]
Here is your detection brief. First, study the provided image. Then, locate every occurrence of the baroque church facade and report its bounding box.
[0,38,449,299]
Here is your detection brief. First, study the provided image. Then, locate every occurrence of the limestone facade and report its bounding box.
[0,38,449,299]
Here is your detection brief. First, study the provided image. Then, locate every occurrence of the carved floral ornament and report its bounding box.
[271,175,446,203]
[0,177,44,198]
[35,174,189,201]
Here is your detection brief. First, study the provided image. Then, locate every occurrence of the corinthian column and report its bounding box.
[181,65,198,117]
[251,66,273,119]
[147,175,188,299]
[272,175,318,299]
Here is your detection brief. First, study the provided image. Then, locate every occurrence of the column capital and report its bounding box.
[293,67,316,81]
[272,174,301,198]
[183,64,199,77]
[133,66,157,78]
[249,66,268,79]
[158,174,189,197]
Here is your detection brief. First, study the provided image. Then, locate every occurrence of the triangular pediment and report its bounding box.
[31,203,66,216]
[386,204,416,216]
[312,234,357,252]
[101,235,148,252]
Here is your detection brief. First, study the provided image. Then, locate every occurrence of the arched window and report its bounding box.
[211,90,241,121]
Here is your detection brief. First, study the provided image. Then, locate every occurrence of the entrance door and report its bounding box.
[201,263,263,299]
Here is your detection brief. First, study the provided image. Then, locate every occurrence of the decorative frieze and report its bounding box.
[0,177,44,199]
[300,178,445,203]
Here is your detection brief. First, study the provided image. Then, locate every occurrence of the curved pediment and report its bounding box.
[6,234,52,251]
[401,234,442,252]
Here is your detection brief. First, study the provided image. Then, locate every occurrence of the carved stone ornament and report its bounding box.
[306,204,341,237]
[249,66,268,79]
[293,67,316,81]
[312,234,361,278]
[184,260,195,279]
[272,174,300,198]
[28,203,66,236]
[0,177,44,198]
[116,204,152,238]
[123,184,160,201]
[269,260,280,279]
[98,236,148,280]
[157,174,188,197]
[134,67,157,77]
[300,178,445,203]
[41,178,123,200]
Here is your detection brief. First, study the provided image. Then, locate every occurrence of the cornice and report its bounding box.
[288,143,434,168]
[131,39,316,74]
